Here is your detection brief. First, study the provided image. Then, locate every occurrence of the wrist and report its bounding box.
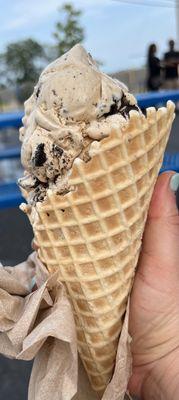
[141,348,179,400]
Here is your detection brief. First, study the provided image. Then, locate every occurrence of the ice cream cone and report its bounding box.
[21,101,175,393]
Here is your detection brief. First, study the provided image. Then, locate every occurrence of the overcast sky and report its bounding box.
[0,0,177,73]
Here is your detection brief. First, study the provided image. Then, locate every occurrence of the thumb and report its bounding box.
[128,173,179,396]
[138,171,179,279]
[148,171,179,219]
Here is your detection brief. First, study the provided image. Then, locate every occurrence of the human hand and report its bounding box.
[129,172,179,399]
[31,239,38,251]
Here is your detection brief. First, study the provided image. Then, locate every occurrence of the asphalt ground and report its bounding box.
[0,112,179,399]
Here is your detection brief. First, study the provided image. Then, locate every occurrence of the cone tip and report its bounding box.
[166,100,175,113]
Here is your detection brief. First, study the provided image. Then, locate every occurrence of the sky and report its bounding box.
[0,0,177,73]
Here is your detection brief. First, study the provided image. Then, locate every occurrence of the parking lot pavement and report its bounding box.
[0,356,32,400]
[0,206,33,399]
[166,111,179,153]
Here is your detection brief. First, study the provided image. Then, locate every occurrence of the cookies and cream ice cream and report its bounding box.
[19,44,139,203]
[18,44,175,393]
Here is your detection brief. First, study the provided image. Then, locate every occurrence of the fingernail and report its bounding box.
[170,173,179,192]
[170,173,179,210]
[30,276,36,291]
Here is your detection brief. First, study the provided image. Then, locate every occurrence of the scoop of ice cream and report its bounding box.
[19,44,139,203]
[32,45,131,123]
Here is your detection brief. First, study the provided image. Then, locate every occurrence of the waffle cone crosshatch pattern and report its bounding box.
[21,101,175,392]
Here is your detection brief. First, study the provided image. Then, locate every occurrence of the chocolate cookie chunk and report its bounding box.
[33,143,47,167]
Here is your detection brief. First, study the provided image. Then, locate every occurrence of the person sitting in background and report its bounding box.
[147,43,162,91]
[164,39,179,89]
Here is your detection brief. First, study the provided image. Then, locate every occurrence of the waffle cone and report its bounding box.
[21,101,175,393]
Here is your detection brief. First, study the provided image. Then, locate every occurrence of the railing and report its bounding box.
[136,89,179,108]
[0,110,23,208]
[0,111,23,129]
[1,90,179,209]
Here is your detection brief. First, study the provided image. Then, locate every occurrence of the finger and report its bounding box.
[31,239,38,251]
[148,171,178,219]
[138,171,179,278]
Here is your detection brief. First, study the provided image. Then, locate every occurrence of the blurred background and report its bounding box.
[0,0,179,399]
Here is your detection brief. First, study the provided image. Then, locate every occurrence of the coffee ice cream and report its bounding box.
[19,44,139,203]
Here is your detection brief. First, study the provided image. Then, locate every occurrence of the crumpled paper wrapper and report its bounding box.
[0,252,132,400]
